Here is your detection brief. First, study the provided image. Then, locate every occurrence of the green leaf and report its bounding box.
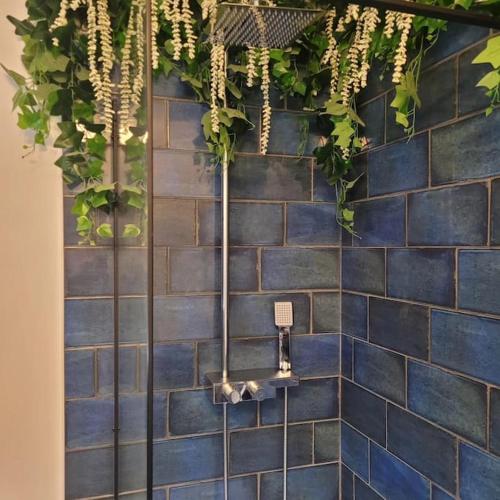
[342,208,354,223]
[1,64,26,86]
[127,192,145,209]
[226,79,242,99]
[121,184,142,194]
[94,182,115,193]
[476,70,500,89]
[96,223,113,238]
[123,224,141,238]
[87,134,107,159]
[72,197,90,217]
[90,191,109,208]
[395,111,410,128]
[76,215,92,233]
[472,36,500,68]
[6,15,34,36]
[293,81,307,96]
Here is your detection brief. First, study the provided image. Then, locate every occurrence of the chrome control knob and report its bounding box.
[222,383,242,404]
[246,380,266,401]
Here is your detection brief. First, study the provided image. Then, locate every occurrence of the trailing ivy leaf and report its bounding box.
[123,224,141,238]
[90,191,109,208]
[86,134,107,159]
[226,79,242,99]
[72,196,90,217]
[472,36,500,68]
[6,15,34,36]
[127,192,145,209]
[76,215,92,233]
[476,70,500,90]
[1,64,26,86]
[96,223,113,238]
[94,182,115,193]
[122,184,143,194]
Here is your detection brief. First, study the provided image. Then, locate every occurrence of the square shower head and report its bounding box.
[214,3,323,49]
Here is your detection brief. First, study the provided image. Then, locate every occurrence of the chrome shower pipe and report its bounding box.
[283,386,288,500]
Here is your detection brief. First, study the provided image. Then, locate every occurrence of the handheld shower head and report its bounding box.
[274,301,293,328]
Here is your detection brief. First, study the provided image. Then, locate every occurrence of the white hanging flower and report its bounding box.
[246,47,258,88]
[392,12,414,83]
[383,10,397,39]
[260,46,272,154]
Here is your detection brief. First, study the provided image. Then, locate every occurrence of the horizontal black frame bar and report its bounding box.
[343,0,500,29]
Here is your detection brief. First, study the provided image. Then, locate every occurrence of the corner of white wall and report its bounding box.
[0,2,65,499]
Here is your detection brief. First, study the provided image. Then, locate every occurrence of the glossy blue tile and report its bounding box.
[153,435,223,485]
[491,388,500,456]
[387,404,457,492]
[153,150,217,197]
[168,101,209,150]
[198,201,284,246]
[347,154,368,202]
[369,298,429,359]
[459,41,492,116]
[153,74,196,99]
[153,98,167,147]
[432,310,500,385]
[198,338,277,385]
[359,96,385,149]
[169,389,256,435]
[230,424,312,474]
[313,165,337,202]
[235,106,260,153]
[342,249,385,295]
[267,111,321,156]
[315,420,340,463]
[458,250,500,315]
[408,184,488,246]
[341,422,369,480]
[408,361,487,446]
[119,297,148,343]
[313,292,341,333]
[492,179,500,245]
[354,341,406,405]
[291,334,340,377]
[342,335,353,379]
[65,350,95,398]
[354,477,383,500]
[260,464,339,500]
[65,299,113,347]
[387,249,455,306]
[230,155,311,201]
[459,443,500,500]
[170,476,257,500]
[97,347,137,395]
[229,293,310,338]
[152,343,194,390]
[170,247,258,292]
[342,466,354,500]
[342,293,367,339]
[431,109,500,185]
[153,198,195,246]
[342,379,386,445]
[432,486,454,500]
[262,248,339,290]
[65,248,113,297]
[370,443,430,500]
[368,133,428,196]
[154,296,221,341]
[261,378,339,424]
[353,196,406,247]
[287,203,339,245]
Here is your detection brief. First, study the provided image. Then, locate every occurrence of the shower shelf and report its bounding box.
[207,368,299,404]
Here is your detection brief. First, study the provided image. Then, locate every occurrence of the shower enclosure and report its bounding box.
[64,2,500,499]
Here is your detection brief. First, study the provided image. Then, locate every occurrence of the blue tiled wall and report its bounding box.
[341,26,500,500]
[65,72,340,497]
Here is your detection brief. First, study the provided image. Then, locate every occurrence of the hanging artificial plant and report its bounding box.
[4,0,500,242]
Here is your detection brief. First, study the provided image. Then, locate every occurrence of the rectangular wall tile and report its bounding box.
[354,477,383,500]
[342,379,386,446]
[152,343,194,390]
[341,422,369,480]
[153,199,195,247]
[432,310,500,385]
[292,334,340,377]
[368,132,428,197]
[354,341,406,405]
[153,74,195,99]
[431,110,500,185]
[97,347,137,394]
[315,420,340,463]
[153,435,223,485]
[342,249,385,295]
[65,350,95,398]
[260,378,339,425]
[154,296,221,341]
[169,389,256,435]
[168,101,208,150]
[287,203,339,245]
[352,196,406,247]
[408,361,487,446]
[260,464,339,500]
[432,486,454,500]
[153,150,217,197]
[229,293,310,338]
[198,201,284,246]
[370,443,430,500]
[387,404,457,492]
[230,424,312,474]
[342,466,354,500]
[170,476,257,500]
[359,96,385,149]
[458,250,500,315]
[387,249,455,306]
[262,248,339,290]
[342,293,367,339]
[459,443,500,500]
[490,388,500,456]
[342,335,353,379]
[492,179,500,245]
[369,297,429,359]
[408,184,488,246]
[347,154,368,202]
[230,155,311,201]
[313,292,341,333]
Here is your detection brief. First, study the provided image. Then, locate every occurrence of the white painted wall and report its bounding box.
[0,1,65,498]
